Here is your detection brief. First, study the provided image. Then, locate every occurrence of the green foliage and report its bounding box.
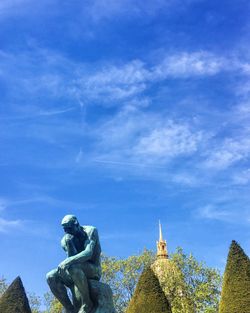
[43,291,63,313]
[28,292,42,313]
[152,259,193,313]
[0,276,8,296]
[219,240,250,313]
[171,247,222,313]
[102,248,221,313]
[101,249,155,313]
[0,276,32,313]
[126,267,172,313]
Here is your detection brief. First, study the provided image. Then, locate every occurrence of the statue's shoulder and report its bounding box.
[82,225,98,236]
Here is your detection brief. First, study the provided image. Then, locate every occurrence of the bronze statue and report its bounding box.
[46,215,102,313]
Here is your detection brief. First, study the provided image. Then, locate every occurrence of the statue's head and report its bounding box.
[61,214,80,235]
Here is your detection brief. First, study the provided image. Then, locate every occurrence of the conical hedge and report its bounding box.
[126,267,172,313]
[0,276,32,313]
[219,240,250,313]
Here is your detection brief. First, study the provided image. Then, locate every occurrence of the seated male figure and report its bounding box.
[46,215,102,313]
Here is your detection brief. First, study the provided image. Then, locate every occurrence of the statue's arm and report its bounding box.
[72,237,96,263]
[61,227,97,267]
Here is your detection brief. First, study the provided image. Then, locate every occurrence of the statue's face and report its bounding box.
[62,222,79,235]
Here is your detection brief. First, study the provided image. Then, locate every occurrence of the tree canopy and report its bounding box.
[101,248,221,313]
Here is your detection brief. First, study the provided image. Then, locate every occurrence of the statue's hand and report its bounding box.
[58,258,74,272]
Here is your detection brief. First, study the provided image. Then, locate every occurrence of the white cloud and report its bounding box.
[236,81,250,98]
[239,62,250,75]
[0,197,22,232]
[196,203,250,225]
[134,122,202,160]
[233,169,250,185]
[91,108,203,168]
[76,60,150,102]
[87,0,178,21]
[204,137,250,170]
[154,52,225,78]
[75,148,83,163]
[0,0,54,18]
[197,205,231,221]
[74,52,229,104]
[0,217,21,232]
[235,102,250,117]
[87,0,203,22]
[172,173,198,186]
[1,46,249,108]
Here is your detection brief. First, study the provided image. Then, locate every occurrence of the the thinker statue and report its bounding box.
[46,215,103,313]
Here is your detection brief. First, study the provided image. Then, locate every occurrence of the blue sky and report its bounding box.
[1,0,250,299]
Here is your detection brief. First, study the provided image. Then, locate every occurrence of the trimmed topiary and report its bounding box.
[219,240,250,313]
[0,276,32,313]
[126,267,172,313]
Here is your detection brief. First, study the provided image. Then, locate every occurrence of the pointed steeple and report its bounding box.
[159,220,163,241]
[157,221,168,259]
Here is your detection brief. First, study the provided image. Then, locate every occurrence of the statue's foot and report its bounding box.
[78,303,95,313]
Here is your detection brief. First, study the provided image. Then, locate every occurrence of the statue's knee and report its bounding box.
[46,270,57,284]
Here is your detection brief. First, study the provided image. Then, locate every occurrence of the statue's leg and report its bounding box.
[46,269,75,313]
[67,265,94,313]
[70,285,82,311]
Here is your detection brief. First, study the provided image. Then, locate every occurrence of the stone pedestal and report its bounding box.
[89,280,116,313]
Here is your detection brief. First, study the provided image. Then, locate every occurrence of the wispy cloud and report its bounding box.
[87,0,172,21]
[0,217,22,233]
[87,0,202,22]
[203,137,250,170]
[76,60,150,102]
[0,197,23,232]
[0,0,55,19]
[1,45,250,179]
[0,106,76,121]
[88,107,204,173]
[236,81,250,99]
[153,52,225,78]
[195,193,250,224]
[197,205,231,221]
[77,52,222,102]
[232,169,250,185]
[1,46,249,109]
[171,172,199,186]
[134,121,202,160]
[74,52,249,105]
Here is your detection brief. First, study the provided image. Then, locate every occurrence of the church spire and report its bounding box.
[157,220,168,259]
[159,220,163,241]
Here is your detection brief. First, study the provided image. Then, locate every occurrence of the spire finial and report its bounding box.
[156,220,168,259]
[159,220,163,241]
